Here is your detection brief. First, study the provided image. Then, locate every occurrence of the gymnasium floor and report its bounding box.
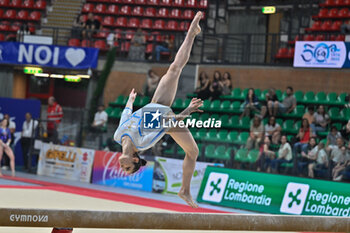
[0,171,295,233]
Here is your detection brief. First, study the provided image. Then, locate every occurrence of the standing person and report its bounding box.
[241,88,260,118]
[128,28,146,61]
[47,97,63,144]
[91,105,108,131]
[246,115,264,150]
[0,118,15,176]
[308,141,328,178]
[113,12,203,208]
[208,71,222,100]
[219,72,232,96]
[143,70,160,97]
[195,71,211,100]
[2,114,16,170]
[313,105,330,135]
[271,86,296,116]
[270,135,292,173]
[264,116,281,145]
[21,113,38,171]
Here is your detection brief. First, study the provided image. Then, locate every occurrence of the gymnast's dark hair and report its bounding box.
[131,152,147,174]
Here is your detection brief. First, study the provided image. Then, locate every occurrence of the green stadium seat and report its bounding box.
[259,89,269,101]
[287,135,294,142]
[338,93,347,105]
[276,118,283,127]
[329,107,343,121]
[201,100,211,111]
[192,112,200,120]
[213,145,231,160]
[115,95,126,106]
[285,105,305,118]
[111,108,122,119]
[241,88,249,100]
[294,91,304,103]
[194,128,206,141]
[219,100,231,113]
[283,119,295,134]
[187,93,197,98]
[172,99,183,109]
[133,96,142,107]
[275,90,282,100]
[254,89,261,98]
[238,117,250,130]
[230,101,242,114]
[140,96,150,106]
[342,108,350,119]
[327,92,338,105]
[303,91,315,104]
[105,107,113,116]
[209,100,221,112]
[234,148,248,162]
[220,115,230,128]
[199,113,210,121]
[232,88,241,99]
[216,130,228,143]
[229,115,240,129]
[225,131,238,143]
[205,129,218,143]
[332,123,342,131]
[247,149,260,163]
[234,132,249,145]
[204,144,216,159]
[315,92,327,105]
[183,99,191,109]
[210,114,220,121]
[164,146,175,155]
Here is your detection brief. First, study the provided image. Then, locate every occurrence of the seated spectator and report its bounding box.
[332,143,350,181]
[313,105,330,135]
[219,72,232,96]
[82,13,101,39]
[128,28,146,61]
[308,141,327,178]
[270,86,296,117]
[330,138,345,169]
[209,71,222,100]
[260,88,278,118]
[71,15,84,39]
[341,20,350,34]
[246,115,264,150]
[91,104,108,132]
[326,126,342,154]
[270,135,292,173]
[16,23,30,42]
[293,118,313,158]
[256,136,276,172]
[265,116,281,145]
[143,70,160,97]
[303,105,316,136]
[195,72,210,100]
[298,137,317,174]
[340,120,350,143]
[154,35,174,62]
[241,88,260,118]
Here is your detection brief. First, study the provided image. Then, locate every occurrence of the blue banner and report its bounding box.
[0,42,99,69]
[0,97,41,166]
[294,41,350,68]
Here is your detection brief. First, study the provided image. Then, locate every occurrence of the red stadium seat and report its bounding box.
[123,0,134,3]
[331,20,342,30]
[110,0,122,3]
[125,29,134,40]
[156,8,169,18]
[27,22,35,32]
[106,5,118,15]
[121,41,130,52]
[34,0,46,9]
[317,8,328,18]
[22,0,33,8]
[335,0,345,5]
[0,21,10,31]
[134,0,146,4]
[166,20,178,30]
[275,48,288,59]
[173,0,184,7]
[68,38,80,47]
[119,5,131,15]
[147,0,158,5]
[169,9,180,18]
[146,43,154,54]
[132,6,143,16]
[0,33,5,41]
[94,4,106,14]
[10,0,22,8]
[127,18,139,28]
[0,9,3,18]
[310,21,322,31]
[28,11,40,21]
[304,34,315,41]
[287,48,295,58]
[94,28,108,38]
[94,15,102,22]
[140,18,152,28]
[114,28,122,39]
[338,8,349,18]
[0,0,9,7]
[82,3,94,13]
[179,21,189,31]
[186,0,196,7]
[159,0,171,6]
[94,40,107,50]
[330,35,336,40]
[153,19,165,30]
[81,14,88,22]
[81,39,92,47]
[198,0,207,8]
[321,20,332,30]
[335,34,345,41]
[328,8,338,17]
[102,16,114,26]
[17,10,28,20]
[115,17,127,27]
[4,10,16,19]
[10,21,21,31]
[344,0,350,5]
[320,0,335,6]
[143,7,156,17]
[182,9,194,19]
[315,34,325,41]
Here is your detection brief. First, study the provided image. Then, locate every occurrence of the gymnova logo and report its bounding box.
[10,214,48,222]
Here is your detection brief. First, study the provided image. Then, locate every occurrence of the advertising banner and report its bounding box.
[197,166,350,216]
[153,157,223,196]
[92,151,154,192]
[0,42,99,69]
[37,143,95,182]
[293,41,350,68]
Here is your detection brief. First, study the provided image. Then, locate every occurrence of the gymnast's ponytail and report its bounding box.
[131,152,147,174]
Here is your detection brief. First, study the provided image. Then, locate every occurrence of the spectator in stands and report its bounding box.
[21,113,38,171]
[0,118,15,176]
[313,105,330,135]
[264,116,281,145]
[16,23,30,42]
[154,35,174,62]
[345,95,350,109]
[293,118,313,158]
[270,135,292,173]
[195,72,211,100]
[91,105,108,132]
[308,141,327,178]
[82,13,101,39]
[71,15,84,39]
[128,28,146,61]
[325,126,342,154]
[303,105,316,136]
[256,136,275,172]
[2,114,15,170]
[341,20,350,34]
[246,115,264,150]
[340,120,350,143]
[47,97,63,144]
[330,137,345,170]
[219,72,232,96]
[241,88,260,118]
[260,88,278,118]
[332,143,350,181]
[272,86,296,116]
[209,71,222,100]
[143,70,160,97]
[298,137,317,175]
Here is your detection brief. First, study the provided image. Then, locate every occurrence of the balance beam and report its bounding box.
[0,208,349,231]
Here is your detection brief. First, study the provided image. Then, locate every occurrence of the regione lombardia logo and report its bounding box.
[202,172,229,203]
[280,182,310,215]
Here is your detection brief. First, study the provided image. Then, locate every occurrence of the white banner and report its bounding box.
[153,156,223,197]
[293,41,347,68]
[37,143,95,183]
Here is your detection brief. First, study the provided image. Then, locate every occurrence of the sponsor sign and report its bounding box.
[37,143,94,183]
[91,151,154,192]
[0,42,99,69]
[293,41,350,68]
[153,157,223,196]
[197,166,350,216]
